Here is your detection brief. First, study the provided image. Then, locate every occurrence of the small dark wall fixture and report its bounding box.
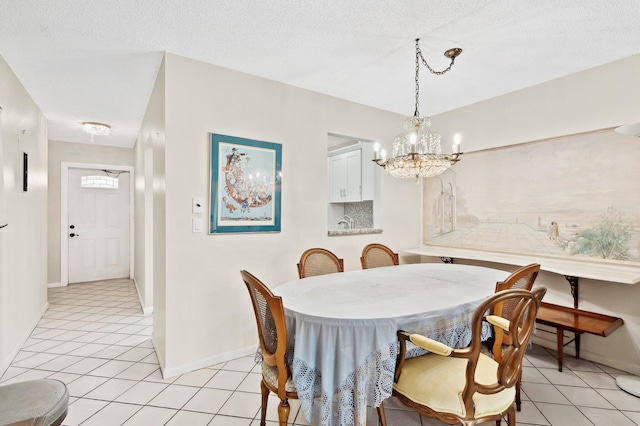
[22,152,28,192]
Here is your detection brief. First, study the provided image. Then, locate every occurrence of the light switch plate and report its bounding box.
[192,196,204,213]
[192,217,203,233]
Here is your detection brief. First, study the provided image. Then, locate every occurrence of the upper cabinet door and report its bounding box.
[328,149,362,203]
[344,150,362,202]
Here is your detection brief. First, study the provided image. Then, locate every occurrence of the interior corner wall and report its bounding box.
[428,54,640,373]
[47,141,134,286]
[0,54,49,376]
[153,52,420,375]
[134,56,166,368]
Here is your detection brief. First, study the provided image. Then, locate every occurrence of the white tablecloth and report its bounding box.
[272,263,509,426]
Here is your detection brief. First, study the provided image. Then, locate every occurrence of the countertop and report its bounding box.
[327,227,383,236]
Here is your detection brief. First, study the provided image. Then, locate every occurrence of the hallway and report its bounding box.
[1,279,639,425]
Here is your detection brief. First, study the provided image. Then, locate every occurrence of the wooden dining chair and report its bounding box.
[241,270,298,426]
[360,243,399,269]
[297,248,344,278]
[491,263,540,411]
[378,287,546,426]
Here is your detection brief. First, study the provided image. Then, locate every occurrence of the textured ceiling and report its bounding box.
[1,1,639,148]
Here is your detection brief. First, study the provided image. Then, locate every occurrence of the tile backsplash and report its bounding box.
[345,200,373,228]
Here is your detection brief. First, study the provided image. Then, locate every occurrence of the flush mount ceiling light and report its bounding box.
[373,39,463,183]
[82,121,111,142]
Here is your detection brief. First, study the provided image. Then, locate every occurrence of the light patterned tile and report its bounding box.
[84,378,138,401]
[556,385,615,409]
[81,401,142,426]
[535,402,593,426]
[122,405,177,425]
[115,361,158,380]
[182,388,233,414]
[148,384,200,409]
[64,398,109,426]
[217,390,261,418]
[114,381,168,405]
[520,383,571,405]
[205,370,246,390]
[598,388,640,411]
[174,368,218,387]
[578,406,637,426]
[165,410,214,425]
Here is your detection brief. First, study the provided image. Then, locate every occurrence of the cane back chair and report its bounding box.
[360,243,399,269]
[492,263,540,411]
[297,248,344,279]
[241,270,298,426]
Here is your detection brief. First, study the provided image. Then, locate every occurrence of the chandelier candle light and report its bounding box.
[373,39,463,183]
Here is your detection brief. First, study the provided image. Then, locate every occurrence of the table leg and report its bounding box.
[575,332,581,360]
[556,327,564,372]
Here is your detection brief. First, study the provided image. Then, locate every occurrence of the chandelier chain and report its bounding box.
[413,39,457,117]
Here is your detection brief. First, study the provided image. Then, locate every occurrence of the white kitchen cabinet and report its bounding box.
[328,149,362,203]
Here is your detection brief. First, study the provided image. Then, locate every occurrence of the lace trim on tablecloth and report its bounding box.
[255,311,492,426]
[293,342,397,426]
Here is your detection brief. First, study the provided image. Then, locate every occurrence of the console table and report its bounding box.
[405,246,640,308]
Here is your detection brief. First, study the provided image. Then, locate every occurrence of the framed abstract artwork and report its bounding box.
[209,133,282,234]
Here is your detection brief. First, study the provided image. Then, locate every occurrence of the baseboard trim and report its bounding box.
[532,335,640,375]
[0,301,49,378]
[133,277,153,315]
[47,282,62,288]
[161,345,257,379]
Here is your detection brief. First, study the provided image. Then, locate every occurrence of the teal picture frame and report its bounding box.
[209,133,282,234]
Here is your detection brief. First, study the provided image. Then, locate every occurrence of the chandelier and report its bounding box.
[374,39,463,182]
[82,121,111,142]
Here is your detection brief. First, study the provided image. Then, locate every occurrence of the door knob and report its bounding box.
[69,233,80,237]
[69,225,75,229]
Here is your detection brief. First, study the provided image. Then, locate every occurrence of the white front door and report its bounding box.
[68,168,130,283]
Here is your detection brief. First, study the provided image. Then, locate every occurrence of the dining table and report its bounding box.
[271,262,510,426]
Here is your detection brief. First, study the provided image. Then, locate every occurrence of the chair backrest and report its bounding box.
[462,287,546,418]
[493,263,540,320]
[297,248,344,278]
[360,243,399,269]
[491,263,540,361]
[241,270,290,397]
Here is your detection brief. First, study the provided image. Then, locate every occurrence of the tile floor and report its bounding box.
[1,278,639,425]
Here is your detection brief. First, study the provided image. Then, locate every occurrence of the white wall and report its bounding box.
[427,54,640,373]
[139,53,421,376]
[0,55,49,376]
[47,140,134,285]
[135,56,167,365]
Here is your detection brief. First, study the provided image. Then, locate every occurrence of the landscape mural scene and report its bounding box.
[423,129,640,265]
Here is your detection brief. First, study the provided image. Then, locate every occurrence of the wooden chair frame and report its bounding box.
[360,243,399,269]
[297,248,344,278]
[241,270,298,426]
[379,287,546,426]
[492,263,540,411]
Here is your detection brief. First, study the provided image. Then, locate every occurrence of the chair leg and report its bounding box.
[277,400,291,426]
[516,377,521,411]
[260,380,269,426]
[507,405,516,426]
[377,401,387,426]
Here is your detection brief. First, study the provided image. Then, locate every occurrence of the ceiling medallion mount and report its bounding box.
[82,121,111,142]
[444,48,463,59]
[373,39,464,182]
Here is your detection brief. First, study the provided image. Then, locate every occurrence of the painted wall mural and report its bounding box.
[423,128,640,265]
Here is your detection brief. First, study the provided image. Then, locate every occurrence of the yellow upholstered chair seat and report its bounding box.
[394,352,515,419]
